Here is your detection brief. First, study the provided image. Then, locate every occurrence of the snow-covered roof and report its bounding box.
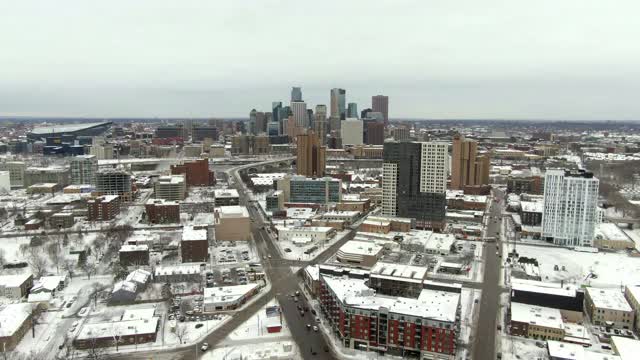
[611,336,640,360]
[511,279,577,298]
[88,194,119,203]
[28,292,53,303]
[216,205,249,218]
[126,269,151,285]
[338,240,383,256]
[214,189,239,198]
[586,288,632,312]
[30,121,110,135]
[203,283,259,306]
[595,223,631,242]
[112,280,137,294]
[370,262,427,281]
[121,308,155,321]
[510,302,564,330]
[0,303,32,337]
[31,275,65,293]
[520,201,543,213]
[76,317,159,340]
[155,265,201,276]
[119,244,149,252]
[0,274,32,288]
[157,175,185,184]
[547,340,584,360]
[182,225,207,241]
[304,265,319,281]
[322,275,459,322]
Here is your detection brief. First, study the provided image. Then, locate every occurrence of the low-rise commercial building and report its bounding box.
[511,279,584,322]
[49,212,75,229]
[335,240,383,268]
[510,302,564,340]
[213,189,240,206]
[277,226,336,243]
[0,274,34,300]
[203,283,260,312]
[119,244,150,266]
[0,303,33,351]
[289,176,341,204]
[624,285,640,331]
[584,287,634,329]
[73,316,160,349]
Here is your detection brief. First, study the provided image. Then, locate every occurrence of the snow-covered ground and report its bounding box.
[513,244,640,287]
[458,287,482,349]
[499,335,549,360]
[209,298,300,360]
[274,230,351,261]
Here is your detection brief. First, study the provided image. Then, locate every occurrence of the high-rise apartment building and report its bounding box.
[542,169,599,247]
[451,134,490,190]
[392,126,410,141]
[372,95,389,126]
[291,101,308,128]
[382,141,447,230]
[296,131,326,177]
[330,88,346,120]
[340,118,364,146]
[314,105,328,145]
[291,87,302,102]
[70,155,98,185]
[347,102,358,118]
[170,159,215,186]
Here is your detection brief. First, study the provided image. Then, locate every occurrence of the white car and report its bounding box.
[313,326,319,332]
[201,343,209,351]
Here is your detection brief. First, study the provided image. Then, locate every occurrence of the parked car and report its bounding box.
[313,326,318,332]
[201,343,209,352]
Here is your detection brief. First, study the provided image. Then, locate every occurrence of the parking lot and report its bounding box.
[212,241,257,265]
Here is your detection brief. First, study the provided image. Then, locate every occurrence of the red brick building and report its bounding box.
[87,195,121,221]
[318,266,459,359]
[170,159,215,187]
[145,199,180,224]
[181,226,209,263]
[119,244,150,266]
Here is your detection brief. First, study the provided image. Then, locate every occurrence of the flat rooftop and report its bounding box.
[586,287,632,312]
[510,302,564,330]
[338,240,383,256]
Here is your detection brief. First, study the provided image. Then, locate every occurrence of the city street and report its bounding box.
[472,188,505,360]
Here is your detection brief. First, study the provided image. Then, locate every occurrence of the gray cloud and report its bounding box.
[1,0,639,119]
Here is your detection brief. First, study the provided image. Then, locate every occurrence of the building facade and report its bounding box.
[341,118,364,146]
[153,175,186,201]
[145,199,180,224]
[330,88,346,120]
[542,170,599,246]
[170,159,215,186]
[87,195,121,221]
[289,176,341,204]
[70,155,98,185]
[450,134,490,190]
[296,131,326,177]
[382,142,447,231]
[372,95,389,126]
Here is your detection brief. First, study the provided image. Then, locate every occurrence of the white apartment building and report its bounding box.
[420,142,449,193]
[340,118,363,146]
[542,169,599,246]
[70,155,98,185]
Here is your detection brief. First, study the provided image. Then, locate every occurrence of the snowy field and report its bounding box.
[499,336,549,360]
[513,244,640,287]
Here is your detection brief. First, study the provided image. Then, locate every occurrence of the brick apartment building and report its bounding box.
[145,199,180,224]
[170,159,215,187]
[318,265,459,359]
[87,195,121,221]
[181,226,209,263]
[119,244,150,266]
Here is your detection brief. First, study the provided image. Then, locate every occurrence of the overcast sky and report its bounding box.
[1,0,639,120]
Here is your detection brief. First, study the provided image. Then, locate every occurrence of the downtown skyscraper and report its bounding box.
[382,141,448,230]
[330,88,346,120]
[450,134,490,190]
[296,131,326,177]
[291,87,302,102]
[372,95,389,126]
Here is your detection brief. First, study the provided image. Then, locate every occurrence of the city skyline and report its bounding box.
[2,1,640,120]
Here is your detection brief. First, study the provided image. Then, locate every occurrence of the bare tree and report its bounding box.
[174,323,190,344]
[85,338,106,360]
[82,262,97,280]
[62,260,76,279]
[55,340,79,360]
[46,242,62,274]
[25,247,48,278]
